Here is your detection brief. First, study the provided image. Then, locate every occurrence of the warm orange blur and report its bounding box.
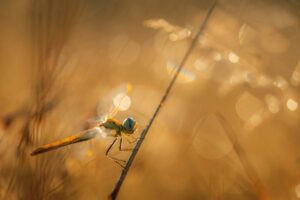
[0,0,299,199]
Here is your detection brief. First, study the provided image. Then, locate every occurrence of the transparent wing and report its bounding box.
[31,127,102,156]
[96,83,133,122]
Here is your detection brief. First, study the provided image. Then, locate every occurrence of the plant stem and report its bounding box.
[108,1,218,199]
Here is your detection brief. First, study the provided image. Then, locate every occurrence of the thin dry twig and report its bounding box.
[3,1,82,199]
[216,113,272,200]
[108,1,218,199]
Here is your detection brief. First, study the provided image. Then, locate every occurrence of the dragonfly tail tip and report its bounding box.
[30,148,42,156]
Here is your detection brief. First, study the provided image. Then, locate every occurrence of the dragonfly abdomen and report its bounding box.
[31,128,99,156]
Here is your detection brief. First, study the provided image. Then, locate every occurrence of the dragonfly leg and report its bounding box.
[119,137,133,152]
[125,136,140,144]
[106,138,126,168]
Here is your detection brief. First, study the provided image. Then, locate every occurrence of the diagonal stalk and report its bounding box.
[108,1,218,199]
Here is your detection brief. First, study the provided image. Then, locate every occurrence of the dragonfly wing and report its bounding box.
[31,127,101,156]
[97,83,133,121]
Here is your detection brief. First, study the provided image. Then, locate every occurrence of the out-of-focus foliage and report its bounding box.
[0,0,299,199]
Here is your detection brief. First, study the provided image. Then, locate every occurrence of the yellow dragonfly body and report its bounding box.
[31,117,137,167]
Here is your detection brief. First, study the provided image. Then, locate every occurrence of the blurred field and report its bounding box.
[0,0,300,199]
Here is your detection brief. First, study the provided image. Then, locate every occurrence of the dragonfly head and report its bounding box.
[122,117,137,134]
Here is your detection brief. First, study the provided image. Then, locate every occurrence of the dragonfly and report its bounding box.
[31,85,138,167]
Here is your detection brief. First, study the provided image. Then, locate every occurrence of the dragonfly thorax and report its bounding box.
[101,117,137,135]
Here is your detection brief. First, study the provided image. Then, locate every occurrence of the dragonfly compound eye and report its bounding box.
[122,117,137,133]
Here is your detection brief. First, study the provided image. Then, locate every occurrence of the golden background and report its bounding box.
[0,0,299,199]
